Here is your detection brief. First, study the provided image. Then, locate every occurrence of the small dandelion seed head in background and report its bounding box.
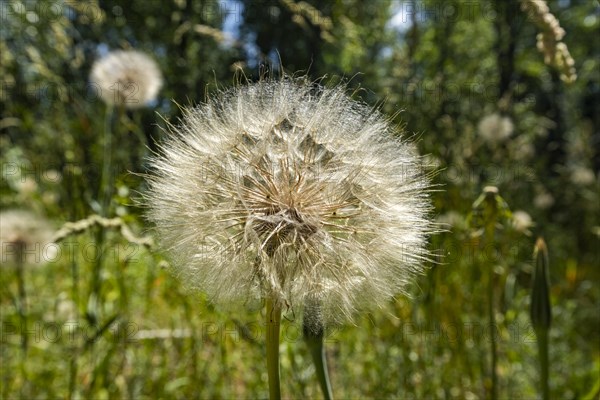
[570,167,596,186]
[90,50,163,109]
[534,191,554,210]
[0,209,56,266]
[512,210,534,233]
[477,113,514,143]
[145,77,435,328]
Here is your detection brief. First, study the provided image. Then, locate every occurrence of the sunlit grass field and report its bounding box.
[2,213,598,398]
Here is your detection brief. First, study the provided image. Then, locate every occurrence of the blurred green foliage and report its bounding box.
[1,0,598,398]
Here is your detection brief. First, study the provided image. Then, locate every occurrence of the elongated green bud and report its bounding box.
[531,238,552,330]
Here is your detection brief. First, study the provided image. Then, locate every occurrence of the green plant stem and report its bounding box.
[100,105,114,217]
[132,112,149,150]
[15,241,27,353]
[89,104,115,325]
[483,209,498,400]
[488,267,498,400]
[87,226,103,325]
[68,355,78,400]
[485,227,498,400]
[304,322,333,400]
[536,328,549,400]
[14,241,28,398]
[266,298,282,400]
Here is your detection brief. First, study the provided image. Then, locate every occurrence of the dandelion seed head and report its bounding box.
[90,50,162,108]
[534,191,554,209]
[0,209,56,266]
[437,211,467,231]
[477,113,514,143]
[512,210,534,233]
[55,294,78,321]
[145,78,434,327]
[570,167,596,186]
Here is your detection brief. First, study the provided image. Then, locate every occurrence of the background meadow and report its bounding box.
[1,0,598,399]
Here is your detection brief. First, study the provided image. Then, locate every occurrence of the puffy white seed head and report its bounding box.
[90,50,163,108]
[145,78,434,327]
[0,209,56,266]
